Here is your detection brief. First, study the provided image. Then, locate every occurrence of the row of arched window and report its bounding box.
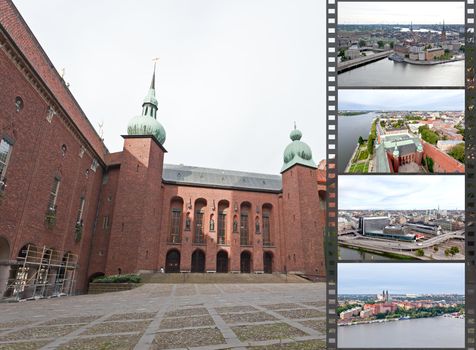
[168,197,273,247]
[164,248,274,274]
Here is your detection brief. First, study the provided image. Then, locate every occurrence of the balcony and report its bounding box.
[168,235,181,244]
[240,237,250,246]
[217,236,229,245]
[193,236,206,245]
[263,240,275,247]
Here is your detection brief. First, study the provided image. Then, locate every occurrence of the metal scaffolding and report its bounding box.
[4,244,78,301]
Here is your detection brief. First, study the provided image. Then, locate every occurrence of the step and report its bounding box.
[139,273,310,284]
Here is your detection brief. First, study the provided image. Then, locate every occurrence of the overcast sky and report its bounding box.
[338,263,464,294]
[339,2,464,25]
[12,0,326,174]
[339,90,464,111]
[339,175,464,210]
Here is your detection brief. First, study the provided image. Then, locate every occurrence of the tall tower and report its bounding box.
[441,20,447,42]
[280,126,325,276]
[105,64,167,274]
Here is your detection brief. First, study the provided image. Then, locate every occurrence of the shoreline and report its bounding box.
[339,242,418,260]
[338,314,464,327]
[403,56,464,66]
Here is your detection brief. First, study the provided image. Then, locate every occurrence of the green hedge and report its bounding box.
[92,274,141,283]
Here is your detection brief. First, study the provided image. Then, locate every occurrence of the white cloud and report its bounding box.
[339,2,464,25]
[338,175,464,210]
[13,0,327,174]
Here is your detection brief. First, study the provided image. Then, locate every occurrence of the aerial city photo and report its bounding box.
[338,1,465,87]
[338,175,465,261]
[337,263,465,348]
[338,89,465,174]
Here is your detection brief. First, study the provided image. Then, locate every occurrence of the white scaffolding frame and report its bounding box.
[4,244,78,301]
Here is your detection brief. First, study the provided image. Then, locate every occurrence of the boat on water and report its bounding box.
[388,53,404,62]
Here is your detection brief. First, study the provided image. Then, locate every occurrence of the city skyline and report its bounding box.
[339,90,464,111]
[12,0,326,174]
[338,2,464,25]
[338,263,464,294]
[339,176,464,210]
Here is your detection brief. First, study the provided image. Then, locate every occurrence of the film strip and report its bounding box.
[329,1,472,349]
[326,0,338,348]
[465,0,475,349]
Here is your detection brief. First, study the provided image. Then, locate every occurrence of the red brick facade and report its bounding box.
[0,0,326,296]
[422,141,465,173]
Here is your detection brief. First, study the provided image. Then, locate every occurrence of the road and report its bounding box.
[339,230,464,251]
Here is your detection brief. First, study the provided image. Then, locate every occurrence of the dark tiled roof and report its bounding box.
[398,143,417,156]
[163,164,282,192]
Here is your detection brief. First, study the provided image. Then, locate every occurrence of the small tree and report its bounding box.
[358,136,364,146]
[433,246,439,252]
[377,40,384,48]
[448,143,465,163]
[426,157,434,173]
[359,39,366,47]
[416,249,424,257]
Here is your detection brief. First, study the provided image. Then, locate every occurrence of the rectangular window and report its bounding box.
[103,216,109,230]
[194,211,204,243]
[48,177,60,210]
[263,215,271,245]
[218,213,226,244]
[0,139,13,180]
[240,214,249,245]
[76,197,85,223]
[170,209,182,243]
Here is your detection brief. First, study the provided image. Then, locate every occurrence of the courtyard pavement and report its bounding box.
[0,283,326,349]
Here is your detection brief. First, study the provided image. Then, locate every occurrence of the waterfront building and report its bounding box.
[0,0,326,298]
[406,222,442,235]
[425,47,445,61]
[374,131,423,173]
[358,217,417,241]
[345,45,361,60]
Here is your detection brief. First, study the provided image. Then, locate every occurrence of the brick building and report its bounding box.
[0,0,326,298]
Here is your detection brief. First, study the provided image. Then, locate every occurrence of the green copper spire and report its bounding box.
[281,124,316,172]
[127,63,166,144]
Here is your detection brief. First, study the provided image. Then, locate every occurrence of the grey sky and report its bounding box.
[339,2,464,25]
[338,263,464,295]
[339,90,464,111]
[339,175,464,210]
[13,0,326,175]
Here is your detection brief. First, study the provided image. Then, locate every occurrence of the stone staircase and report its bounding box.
[139,273,311,284]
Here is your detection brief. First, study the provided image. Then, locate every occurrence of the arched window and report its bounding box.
[194,199,207,244]
[169,197,184,243]
[262,204,273,246]
[217,200,229,245]
[240,202,251,245]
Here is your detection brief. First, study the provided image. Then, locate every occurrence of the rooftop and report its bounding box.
[162,164,282,192]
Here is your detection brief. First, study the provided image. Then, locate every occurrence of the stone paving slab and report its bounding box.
[231,323,308,342]
[0,283,325,349]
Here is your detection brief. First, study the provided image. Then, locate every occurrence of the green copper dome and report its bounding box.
[128,115,166,144]
[127,64,166,145]
[281,126,316,172]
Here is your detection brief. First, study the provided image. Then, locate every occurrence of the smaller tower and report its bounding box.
[392,146,400,172]
[281,125,325,276]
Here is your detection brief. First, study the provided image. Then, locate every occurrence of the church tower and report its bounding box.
[105,64,167,275]
[441,20,447,42]
[280,126,326,276]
